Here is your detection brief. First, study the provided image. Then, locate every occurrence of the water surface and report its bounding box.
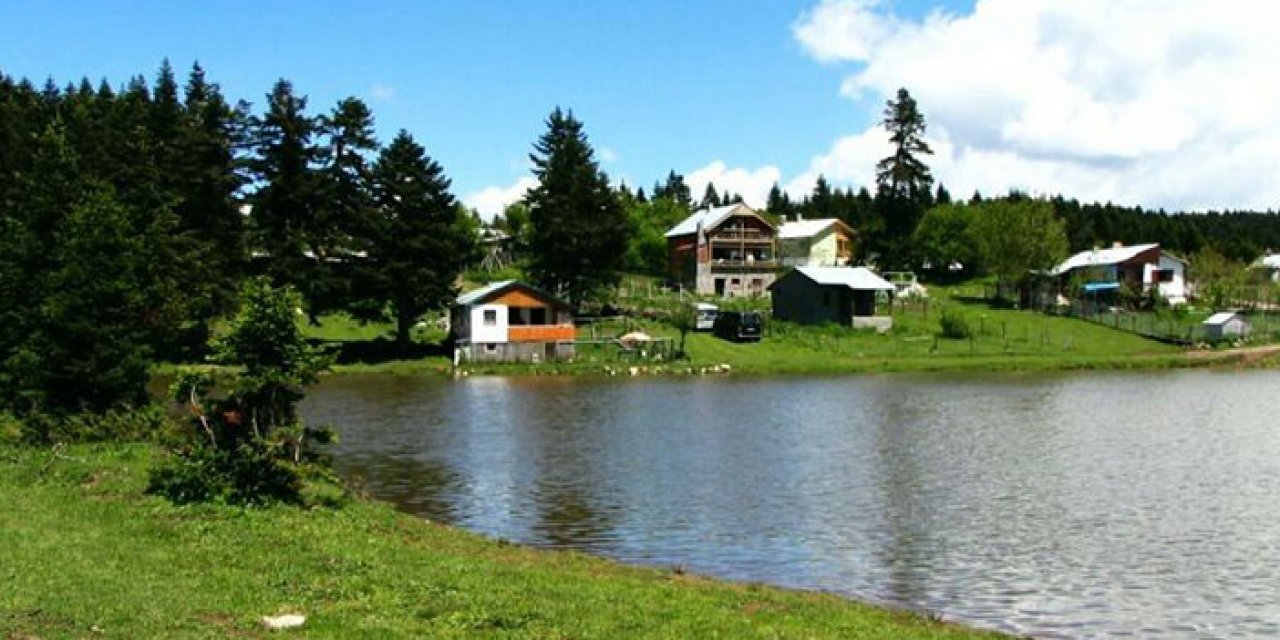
[305,371,1280,638]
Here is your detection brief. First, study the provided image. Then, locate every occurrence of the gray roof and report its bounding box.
[1203,312,1246,326]
[455,280,516,306]
[778,218,841,240]
[1052,243,1160,275]
[664,203,756,238]
[791,266,895,291]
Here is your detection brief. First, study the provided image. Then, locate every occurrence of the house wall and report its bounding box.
[469,304,508,343]
[1148,255,1187,303]
[464,341,576,363]
[780,228,845,267]
[772,274,845,325]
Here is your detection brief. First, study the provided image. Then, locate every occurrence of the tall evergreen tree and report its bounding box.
[874,87,934,269]
[248,79,325,306]
[700,182,722,209]
[525,107,627,308]
[356,131,476,353]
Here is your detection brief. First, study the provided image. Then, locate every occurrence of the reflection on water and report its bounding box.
[304,371,1280,638]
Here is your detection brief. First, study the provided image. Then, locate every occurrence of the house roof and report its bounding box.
[664,203,758,238]
[783,266,895,291]
[1204,312,1246,325]
[455,280,516,306]
[1051,243,1160,275]
[778,218,849,240]
[455,280,572,309]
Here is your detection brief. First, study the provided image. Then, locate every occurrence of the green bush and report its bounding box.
[147,279,341,507]
[7,405,172,445]
[938,307,973,339]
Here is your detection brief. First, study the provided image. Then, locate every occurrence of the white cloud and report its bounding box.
[790,0,1280,211]
[463,176,537,221]
[685,161,782,208]
[369,83,396,103]
[599,147,618,163]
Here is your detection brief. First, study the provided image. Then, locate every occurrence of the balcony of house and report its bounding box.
[708,246,778,271]
[710,228,775,243]
[507,306,576,342]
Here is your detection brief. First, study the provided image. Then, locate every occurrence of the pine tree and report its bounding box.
[700,182,721,209]
[525,107,627,308]
[874,88,934,269]
[248,79,325,307]
[357,131,476,353]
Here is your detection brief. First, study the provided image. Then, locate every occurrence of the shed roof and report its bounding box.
[664,203,760,238]
[778,218,847,240]
[784,266,895,291]
[1203,312,1246,326]
[1052,243,1160,275]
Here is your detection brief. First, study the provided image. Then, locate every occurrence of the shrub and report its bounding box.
[147,279,341,507]
[938,307,972,339]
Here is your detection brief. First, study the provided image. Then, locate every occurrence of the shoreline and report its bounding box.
[310,344,1280,378]
[1,443,1006,638]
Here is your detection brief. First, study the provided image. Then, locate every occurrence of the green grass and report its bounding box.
[0,443,1003,639]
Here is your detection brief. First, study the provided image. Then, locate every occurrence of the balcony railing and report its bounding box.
[711,230,774,242]
[508,325,577,342]
[709,259,779,270]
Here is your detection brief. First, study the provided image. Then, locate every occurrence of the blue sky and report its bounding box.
[3,1,1272,214]
[0,1,967,212]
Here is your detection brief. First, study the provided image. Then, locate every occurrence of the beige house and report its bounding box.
[778,218,855,268]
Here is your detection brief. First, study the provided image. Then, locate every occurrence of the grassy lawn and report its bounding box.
[0,444,1003,639]
[284,282,1280,377]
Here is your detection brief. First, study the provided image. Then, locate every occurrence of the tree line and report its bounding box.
[4,61,1279,420]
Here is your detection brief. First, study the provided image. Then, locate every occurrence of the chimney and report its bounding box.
[1112,241,1124,249]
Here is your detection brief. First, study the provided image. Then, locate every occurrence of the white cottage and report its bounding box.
[451,281,576,363]
[1052,243,1188,305]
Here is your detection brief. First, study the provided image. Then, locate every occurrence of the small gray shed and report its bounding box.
[1202,312,1250,341]
[770,266,896,331]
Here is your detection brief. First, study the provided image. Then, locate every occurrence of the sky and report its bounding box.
[2,0,1276,218]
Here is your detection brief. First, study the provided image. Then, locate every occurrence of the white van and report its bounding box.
[694,303,719,331]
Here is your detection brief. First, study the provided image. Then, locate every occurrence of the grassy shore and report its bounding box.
[0,443,1003,639]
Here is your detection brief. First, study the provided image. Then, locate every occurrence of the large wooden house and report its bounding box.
[450,281,576,363]
[665,203,778,297]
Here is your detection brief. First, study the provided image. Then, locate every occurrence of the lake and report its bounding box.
[304,371,1280,638]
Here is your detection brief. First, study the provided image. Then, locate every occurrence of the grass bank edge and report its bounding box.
[0,443,1006,639]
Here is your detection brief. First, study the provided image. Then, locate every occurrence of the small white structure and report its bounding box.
[694,302,719,331]
[1202,312,1250,341]
[1250,253,1280,282]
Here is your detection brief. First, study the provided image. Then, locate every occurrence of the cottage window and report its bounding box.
[530,307,547,325]
[483,309,497,326]
[508,307,526,325]
[1155,269,1174,283]
[484,343,497,353]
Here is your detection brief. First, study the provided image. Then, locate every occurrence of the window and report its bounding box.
[484,343,498,353]
[508,307,526,325]
[530,307,547,325]
[483,309,497,326]
[1155,269,1175,283]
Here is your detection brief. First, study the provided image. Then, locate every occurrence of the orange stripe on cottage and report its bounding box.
[508,325,576,342]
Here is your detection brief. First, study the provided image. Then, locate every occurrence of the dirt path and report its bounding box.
[1185,343,1280,365]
